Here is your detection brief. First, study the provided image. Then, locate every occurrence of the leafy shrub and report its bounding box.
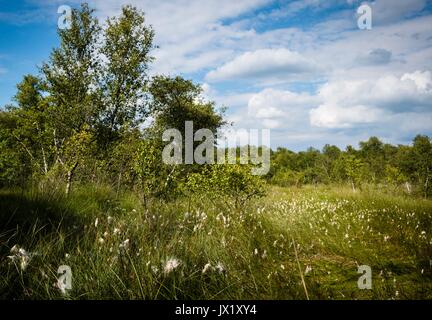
[183,164,265,208]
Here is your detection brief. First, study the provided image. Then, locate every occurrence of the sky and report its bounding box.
[0,0,432,150]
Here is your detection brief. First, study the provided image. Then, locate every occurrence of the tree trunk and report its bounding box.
[116,171,122,195]
[351,180,356,192]
[41,145,48,174]
[405,181,412,194]
[65,162,78,196]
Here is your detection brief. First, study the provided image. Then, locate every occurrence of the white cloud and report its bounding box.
[371,0,428,24]
[248,88,317,123]
[310,70,432,128]
[310,104,384,128]
[205,48,320,82]
[85,0,271,75]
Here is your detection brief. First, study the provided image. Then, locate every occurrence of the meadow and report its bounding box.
[1,184,431,300]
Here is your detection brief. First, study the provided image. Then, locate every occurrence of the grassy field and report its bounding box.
[0,184,431,299]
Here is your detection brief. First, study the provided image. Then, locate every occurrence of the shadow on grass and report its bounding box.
[0,189,88,252]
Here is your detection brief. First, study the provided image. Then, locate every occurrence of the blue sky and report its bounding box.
[1,0,432,150]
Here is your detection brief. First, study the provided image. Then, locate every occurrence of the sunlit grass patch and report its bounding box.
[0,184,431,299]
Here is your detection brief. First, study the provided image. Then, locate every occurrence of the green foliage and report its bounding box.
[385,165,407,188]
[270,169,304,187]
[269,136,432,198]
[412,135,432,198]
[98,5,154,141]
[133,135,182,202]
[184,164,265,208]
[149,75,225,135]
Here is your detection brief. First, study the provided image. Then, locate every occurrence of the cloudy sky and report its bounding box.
[0,0,431,150]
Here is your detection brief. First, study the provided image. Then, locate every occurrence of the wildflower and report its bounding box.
[94,218,99,228]
[103,231,109,238]
[98,237,104,244]
[261,250,267,259]
[107,216,113,224]
[254,248,258,255]
[113,228,121,235]
[151,265,159,274]
[280,264,285,270]
[65,253,70,259]
[164,258,181,274]
[202,263,212,274]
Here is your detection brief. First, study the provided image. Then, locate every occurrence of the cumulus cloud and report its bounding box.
[235,70,432,131]
[310,70,432,128]
[205,48,320,82]
[310,104,384,128]
[232,88,316,129]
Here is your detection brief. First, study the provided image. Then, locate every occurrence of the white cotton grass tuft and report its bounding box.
[202,263,212,274]
[215,262,225,274]
[119,239,130,251]
[7,245,36,271]
[305,265,312,275]
[164,257,181,274]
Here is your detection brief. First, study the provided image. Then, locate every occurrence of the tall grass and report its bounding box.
[0,184,431,299]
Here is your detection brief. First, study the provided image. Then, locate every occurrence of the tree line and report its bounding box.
[266,135,432,198]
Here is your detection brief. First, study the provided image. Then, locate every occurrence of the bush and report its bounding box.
[183,164,265,208]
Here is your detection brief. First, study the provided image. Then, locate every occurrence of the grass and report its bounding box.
[0,184,431,299]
